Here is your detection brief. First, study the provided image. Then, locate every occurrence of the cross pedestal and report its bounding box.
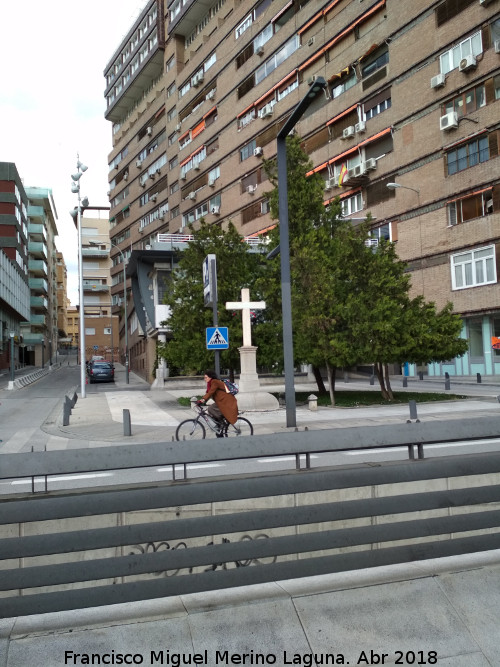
[225,288,279,411]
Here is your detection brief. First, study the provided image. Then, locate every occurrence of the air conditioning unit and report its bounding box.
[260,201,270,214]
[207,90,215,100]
[254,147,263,157]
[188,191,196,200]
[342,126,355,139]
[347,167,357,180]
[208,176,216,187]
[136,160,142,168]
[495,40,500,54]
[149,173,155,180]
[440,111,458,131]
[355,121,366,134]
[106,190,111,197]
[193,73,204,87]
[352,164,365,177]
[156,167,161,174]
[147,126,153,135]
[260,104,273,118]
[324,179,333,191]
[431,73,446,89]
[123,172,128,181]
[307,37,315,47]
[364,238,379,248]
[459,54,477,72]
[174,124,181,132]
[194,164,200,171]
[150,194,157,202]
[211,206,220,215]
[180,173,187,181]
[364,158,377,171]
[255,45,264,56]
[140,181,146,188]
[247,185,257,194]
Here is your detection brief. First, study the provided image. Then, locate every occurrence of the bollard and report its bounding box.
[369,375,375,386]
[190,396,198,409]
[444,372,449,379]
[344,372,349,383]
[409,399,418,421]
[123,409,132,437]
[62,401,71,426]
[477,372,482,384]
[445,377,450,390]
[308,394,318,411]
[72,392,78,407]
[418,371,424,381]
[402,377,408,388]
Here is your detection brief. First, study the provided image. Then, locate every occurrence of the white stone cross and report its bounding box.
[225,288,265,347]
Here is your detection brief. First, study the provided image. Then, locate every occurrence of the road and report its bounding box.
[2,364,500,494]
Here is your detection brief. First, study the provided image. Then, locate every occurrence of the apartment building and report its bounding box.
[105,0,500,381]
[0,163,30,371]
[74,209,120,362]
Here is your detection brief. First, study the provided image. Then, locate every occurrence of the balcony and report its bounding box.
[29,278,48,293]
[82,247,109,258]
[31,295,48,310]
[29,223,47,242]
[168,0,211,37]
[28,259,48,277]
[29,241,47,259]
[83,281,110,293]
[28,205,45,223]
[30,314,47,327]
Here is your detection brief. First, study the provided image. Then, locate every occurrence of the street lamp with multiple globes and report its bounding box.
[70,158,89,399]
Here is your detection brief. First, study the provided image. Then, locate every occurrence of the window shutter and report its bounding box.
[302,126,330,153]
[492,185,500,213]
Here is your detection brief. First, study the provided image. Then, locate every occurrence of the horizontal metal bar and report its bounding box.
[3,532,500,619]
[2,416,500,480]
[3,508,500,591]
[3,484,500,560]
[4,451,500,526]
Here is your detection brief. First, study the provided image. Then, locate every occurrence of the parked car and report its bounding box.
[86,355,105,369]
[87,360,115,384]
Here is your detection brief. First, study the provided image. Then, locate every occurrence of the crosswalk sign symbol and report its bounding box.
[206,327,229,349]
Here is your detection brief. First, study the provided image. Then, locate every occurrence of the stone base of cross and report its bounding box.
[225,289,279,409]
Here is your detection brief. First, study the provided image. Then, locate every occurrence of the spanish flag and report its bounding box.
[338,164,348,186]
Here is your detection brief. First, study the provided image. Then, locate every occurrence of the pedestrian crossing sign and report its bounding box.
[206,327,229,349]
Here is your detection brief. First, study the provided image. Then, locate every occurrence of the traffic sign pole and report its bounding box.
[210,258,220,376]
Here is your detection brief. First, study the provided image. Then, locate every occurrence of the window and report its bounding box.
[440,31,482,75]
[362,49,388,78]
[167,106,177,122]
[331,72,357,99]
[182,194,221,225]
[451,245,496,290]
[448,189,493,225]
[240,139,256,161]
[235,13,253,39]
[364,89,391,119]
[255,36,299,85]
[444,84,486,118]
[341,193,363,216]
[447,135,489,175]
[85,328,96,336]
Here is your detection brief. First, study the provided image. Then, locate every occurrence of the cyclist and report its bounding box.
[196,370,238,437]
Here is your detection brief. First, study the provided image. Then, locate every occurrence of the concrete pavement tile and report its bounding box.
[433,654,491,666]
[6,615,192,667]
[435,564,500,666]
[187,598,311,667]
[409,549,500,576]
[293,576,480,664]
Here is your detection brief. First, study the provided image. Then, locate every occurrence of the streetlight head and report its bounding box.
[77,161,88,172]
[307,76,327,98]
[69,207,78,220]
[71,172,82,182]
[71,183,80,193]
[386,182,401,190]
[81,196,89,208]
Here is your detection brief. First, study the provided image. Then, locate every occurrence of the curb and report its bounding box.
[6,365,57,391]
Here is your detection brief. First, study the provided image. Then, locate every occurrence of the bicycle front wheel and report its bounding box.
[225,416,253,437]
[176,419,206,441]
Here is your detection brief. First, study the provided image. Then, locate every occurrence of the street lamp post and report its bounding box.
[276,76,327,428]
[70,157,89,398]
[89,240,129,384]
[387,182,420,202]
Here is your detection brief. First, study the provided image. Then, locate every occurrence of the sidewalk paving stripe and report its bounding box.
[105,390,180,426]
[0,428,37,453]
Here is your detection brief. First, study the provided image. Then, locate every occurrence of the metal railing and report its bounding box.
[1,416,500,618]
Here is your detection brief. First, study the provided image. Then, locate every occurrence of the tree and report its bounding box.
[159,220,261,375]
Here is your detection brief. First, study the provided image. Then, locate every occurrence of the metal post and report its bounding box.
[211,259,220,377]
[9,333,15,382]
[123,260,129,384]
[78,201,86,398]
[277,135,296,428]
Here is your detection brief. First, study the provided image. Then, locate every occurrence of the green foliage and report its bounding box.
[159,220,262,374]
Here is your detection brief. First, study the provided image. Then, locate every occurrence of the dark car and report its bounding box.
[87,360,115,384]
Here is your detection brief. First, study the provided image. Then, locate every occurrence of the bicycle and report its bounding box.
[175,404,253,441]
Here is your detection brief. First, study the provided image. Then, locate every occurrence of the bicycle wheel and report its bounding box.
[176,419,206,441]
[224,416,253,437]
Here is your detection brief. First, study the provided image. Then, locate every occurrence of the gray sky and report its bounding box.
[0,1,147,304]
